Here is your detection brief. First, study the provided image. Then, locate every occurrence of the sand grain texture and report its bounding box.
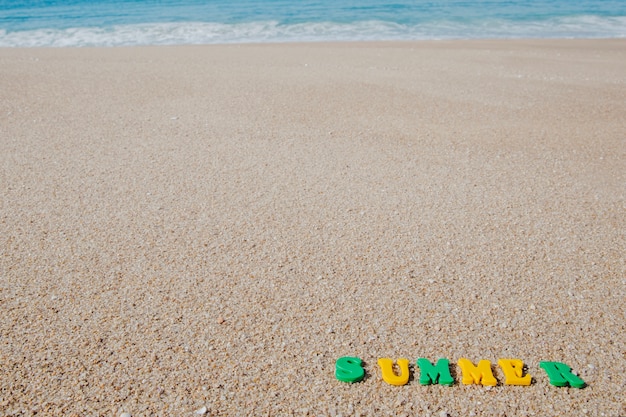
[1,40,625,416]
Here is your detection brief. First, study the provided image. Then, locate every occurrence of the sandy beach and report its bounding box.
[1,40,625,416]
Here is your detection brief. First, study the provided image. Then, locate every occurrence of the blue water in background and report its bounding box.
[1,0,625,47]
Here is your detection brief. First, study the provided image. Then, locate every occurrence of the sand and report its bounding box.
[1,40,625,416]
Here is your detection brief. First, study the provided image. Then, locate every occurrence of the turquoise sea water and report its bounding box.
[1,0,625,47]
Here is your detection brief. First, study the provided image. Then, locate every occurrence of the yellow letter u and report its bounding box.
[378,358,410,386]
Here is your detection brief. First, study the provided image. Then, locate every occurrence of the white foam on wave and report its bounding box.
[1,16,625,47]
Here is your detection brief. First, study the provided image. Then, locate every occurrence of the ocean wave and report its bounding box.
[1,16,625,47]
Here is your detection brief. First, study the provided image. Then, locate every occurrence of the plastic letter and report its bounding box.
[378,358,410,386]
[416,358,454,386]
[335,356,365,383]
[457,358,498,386]
[497,358,532,385]
[539,361,586,388]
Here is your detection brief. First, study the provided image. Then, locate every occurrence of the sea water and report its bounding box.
[1,0,625,47]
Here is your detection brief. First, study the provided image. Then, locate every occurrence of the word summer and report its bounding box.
[335,357,586,388]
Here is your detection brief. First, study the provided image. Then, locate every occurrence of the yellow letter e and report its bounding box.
[498,358,531,386]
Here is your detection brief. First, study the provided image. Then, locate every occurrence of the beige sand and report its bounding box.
[1,40,625,416]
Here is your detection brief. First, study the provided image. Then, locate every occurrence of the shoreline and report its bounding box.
[1,36,625,48]
[1,39,624,415]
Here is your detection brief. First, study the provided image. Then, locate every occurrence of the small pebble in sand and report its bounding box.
[195,406,208,415]
[217,317,225,324]
[120,413,131,417]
